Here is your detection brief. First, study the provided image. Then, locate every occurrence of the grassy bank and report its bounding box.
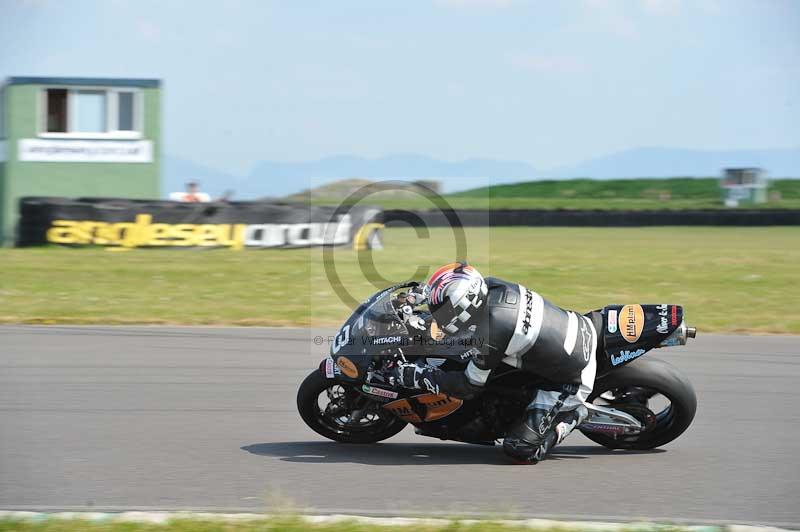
[0,227,798,333]
[309,177,800,210]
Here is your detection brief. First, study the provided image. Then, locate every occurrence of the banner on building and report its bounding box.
[18,139,153,163]
[17,197,383,250]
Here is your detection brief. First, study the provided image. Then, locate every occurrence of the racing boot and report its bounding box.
[502,387,587,464]
[502,407,558,464]
[503,406,587,463]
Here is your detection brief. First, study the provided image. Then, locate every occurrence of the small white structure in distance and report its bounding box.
[720,167,768,207]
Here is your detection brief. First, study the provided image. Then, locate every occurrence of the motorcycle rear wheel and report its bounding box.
[296,370,408,444]
[581,357,697,450]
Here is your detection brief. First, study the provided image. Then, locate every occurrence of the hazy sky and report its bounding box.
[1,0,798,175]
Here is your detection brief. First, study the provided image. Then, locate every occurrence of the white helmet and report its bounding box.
[426,262,488,335]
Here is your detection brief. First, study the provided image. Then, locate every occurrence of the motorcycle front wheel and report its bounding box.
[296,370,408,443]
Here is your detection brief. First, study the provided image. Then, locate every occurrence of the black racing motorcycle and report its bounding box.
[297,282,697,454]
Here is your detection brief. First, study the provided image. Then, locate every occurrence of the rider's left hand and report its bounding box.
[389,361,422,389]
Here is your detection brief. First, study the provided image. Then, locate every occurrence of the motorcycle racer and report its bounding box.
[391,262,601,464]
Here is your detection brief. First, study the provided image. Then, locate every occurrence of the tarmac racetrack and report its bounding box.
[1,326,798,527]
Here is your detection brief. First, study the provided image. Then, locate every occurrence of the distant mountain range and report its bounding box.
[551,147,800,180]
[162,147,800,199]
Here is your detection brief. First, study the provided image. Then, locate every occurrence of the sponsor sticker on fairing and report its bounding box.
[336,356,359,378]
[610,348,646,366]
[656,304,669,334]
[607,310,618,333]
[361,385,399,400]
[369,335,403,346]
[618,304,644,343]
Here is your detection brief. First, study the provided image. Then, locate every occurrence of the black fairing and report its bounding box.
[599,304,684,373]
[327,282,414,383]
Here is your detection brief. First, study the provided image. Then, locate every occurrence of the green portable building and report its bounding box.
[0,76,161,245]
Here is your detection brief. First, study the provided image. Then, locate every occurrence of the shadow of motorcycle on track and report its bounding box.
[241,441,664,466]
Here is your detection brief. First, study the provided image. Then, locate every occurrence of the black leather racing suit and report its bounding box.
[417,277,602,461]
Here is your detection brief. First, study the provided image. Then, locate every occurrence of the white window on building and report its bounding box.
[73,90,106,133]
[117,91,135,131]
[42,87,142,138]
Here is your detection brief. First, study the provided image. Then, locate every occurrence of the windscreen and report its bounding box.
[353,289,409,338]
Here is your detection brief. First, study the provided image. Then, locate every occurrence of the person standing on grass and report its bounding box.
[169,181,211,203]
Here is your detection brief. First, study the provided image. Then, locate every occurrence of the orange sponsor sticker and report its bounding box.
[415,393,463,421]
[336,356,359,378]
[383,399,422,423]
[618,304,645,343]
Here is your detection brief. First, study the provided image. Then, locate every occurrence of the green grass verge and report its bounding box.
[0,517,705,532]
[308,177,800,210]
[1,227,798,333]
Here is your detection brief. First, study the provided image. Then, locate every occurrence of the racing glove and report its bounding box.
[389,362,440,394]
[389,361,485,399]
